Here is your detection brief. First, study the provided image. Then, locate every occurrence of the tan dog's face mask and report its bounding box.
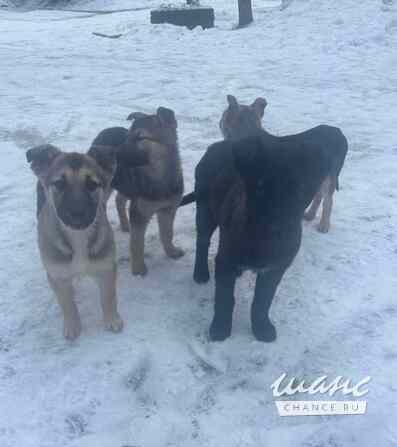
[220,95,267,141]
[27,145,116,230]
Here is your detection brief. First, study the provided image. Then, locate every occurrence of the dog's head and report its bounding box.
[220,95,267,141]
[125,106,178,149]
[27,144,116,230]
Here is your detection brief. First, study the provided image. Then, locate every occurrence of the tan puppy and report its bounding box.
[126,108,184,275]
[27,144,123,340]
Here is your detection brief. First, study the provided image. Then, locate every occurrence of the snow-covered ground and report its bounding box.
[1,0,397,446]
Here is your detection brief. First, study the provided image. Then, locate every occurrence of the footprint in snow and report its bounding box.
[125,354,151,392]
[188,339,229,376]
[65,413,87,438]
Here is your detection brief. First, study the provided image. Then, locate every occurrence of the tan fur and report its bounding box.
[28,146,123,339]
[129,195,183,275]
[303,176,335,233]
[116,192,129,232]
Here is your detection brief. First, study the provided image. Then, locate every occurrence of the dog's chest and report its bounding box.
[46,227,111,279]
[69,230,89,267]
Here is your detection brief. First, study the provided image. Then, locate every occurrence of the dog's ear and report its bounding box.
[232,137,266,183]
[227,95,239,110]
[251,97,267,119]
[157,107,177,128]
[26,144,62,180]
[88,144,117,180]
[127,112,147,121]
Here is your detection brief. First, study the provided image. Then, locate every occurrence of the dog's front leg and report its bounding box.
[129,203,152,276]
[115,192,130,232]
[47,274,81,340]
[209,257,237,341]
[96,267,123,333]
[251,267,286,342]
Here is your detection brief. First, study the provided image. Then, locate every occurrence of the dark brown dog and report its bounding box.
[219,94,348,233]
[89,107,185,276]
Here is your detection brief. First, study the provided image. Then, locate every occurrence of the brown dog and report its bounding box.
[219,95,348,233]
[89,107,185,276]
[27,144,123,339]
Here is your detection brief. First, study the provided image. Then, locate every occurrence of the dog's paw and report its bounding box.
[317,221,330,233]
[63,318,82,340]
[166,246,185,259]
[194,269,210,284]
[104,313,124,333]
[209,318,232,342]
[131,262,148,276]
[252,320,277,342]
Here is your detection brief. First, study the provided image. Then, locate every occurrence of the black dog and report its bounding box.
[219,95,348,233]
[181,135,345,342]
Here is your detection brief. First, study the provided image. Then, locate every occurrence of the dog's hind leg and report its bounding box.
[116,192,130,232]
[193,200,217,284]
[95,266,123,333]
[47,274,81,340]
[251,267,286,342]
[317,177,336,233]
[157,206,185,259]
[303,189,323,221]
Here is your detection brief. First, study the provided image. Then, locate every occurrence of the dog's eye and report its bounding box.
[52,178,66,191]
[86,177,100,192]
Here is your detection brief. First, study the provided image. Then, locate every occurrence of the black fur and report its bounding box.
[88,126,149,198]
[180,191,196,206]
[259,125,347,191]
[181,124,347,206]
[192,135,338,341]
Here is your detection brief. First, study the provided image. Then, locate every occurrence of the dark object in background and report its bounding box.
[150,6,215,30]
[92,32,123,39]
[238,0,253,27]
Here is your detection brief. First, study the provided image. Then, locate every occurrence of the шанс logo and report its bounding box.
[271,373,371,416]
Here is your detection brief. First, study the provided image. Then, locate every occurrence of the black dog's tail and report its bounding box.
[180,192,196,206]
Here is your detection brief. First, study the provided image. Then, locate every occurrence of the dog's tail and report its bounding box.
[180,192,196,206]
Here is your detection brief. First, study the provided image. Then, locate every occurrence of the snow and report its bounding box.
[1,0,397,446]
